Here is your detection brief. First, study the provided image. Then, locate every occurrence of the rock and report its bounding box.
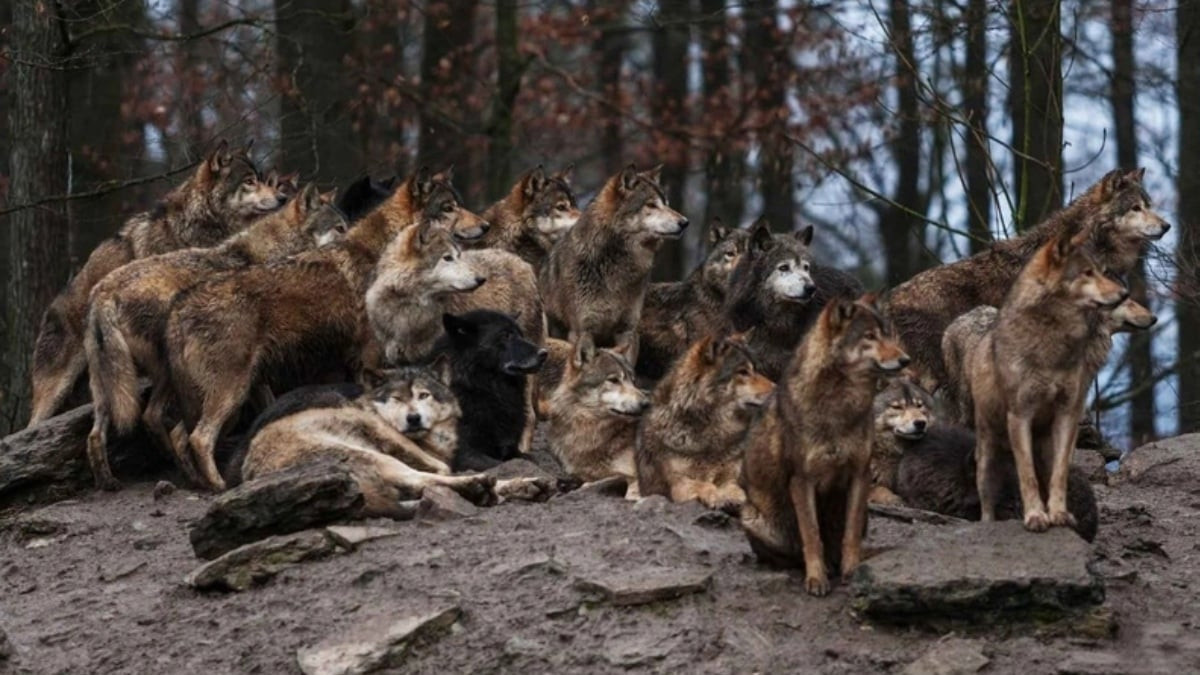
[0,624,12,660]
[604,633,678,667]
[850,521,1103,623]
[296,605,461,675]
[152,480,176,501]
[1115,434,1200,487]
[189,463,364,560]
[1055,651,1124,674]
[186,529,341,592]
[485,458,556,483]
[902,638,989,675]
[324,525,404,550]
[418,486,479,520]
[575,567,712,606]
[503,636,547,658]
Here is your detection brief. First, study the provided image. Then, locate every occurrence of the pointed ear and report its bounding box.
[282,171,301,191]
[297,183,319,211]
[415,218,434,246]
[619,164,639,192]
[795,225,814,246]
[1050,233,1074,262]
[707,218,729,247]
[265,169,279,187]
[241,139,255,156]
[1099,169,1123,198]
[829,298,856,331]
[430,353,453,385]
[523,165,547,198]
[205,141,229,176]
[700,335,726,364]
[573,339,596,368]
[436,165,455,184]
[1069,227,1090,248]
[554,163,575,186]
[750,218,773,253]
[319,188,338,205]
[641,164,664,186]
[411,166,434,198]
[358,366,388,390]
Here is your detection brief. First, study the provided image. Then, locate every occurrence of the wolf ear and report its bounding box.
[435,165,455,184]
[412,166,434,198]
[1099,169,1124,198]
[299,183,322,211]
[524,165,547,198]
[319,188,338,206]
[828,298,857,331]
[1049,232,1075,263]
[572,339,596,368]
[641,164,664,186]
[619,164,639,193]
[265,169,280,187]
[430,353,453,385]
[700,335,729,364]
[554,164,575,186]
[415,218,435,246]
[205,140,230,175]
[281,171,301,193]
[707,218,729,247]
[795,225,814,247]
[358,366,389,390]
[750,218,773,253]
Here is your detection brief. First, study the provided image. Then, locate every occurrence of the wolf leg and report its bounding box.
[841,464,870,578]
[789,476,829,596]
[29,348,87,427]
[1006,412,1049,531]
[1046,409,1079,528]
[975,425,1002,521]
[188,383,252,492]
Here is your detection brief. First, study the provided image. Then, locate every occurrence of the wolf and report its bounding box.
[468,165,581,272]
[162,168,483,491]
[867,375,935,505]
[969,232,1127,532]
[723,219,864,381]
[431,311,547,472]
[83,185,337,489]
[636,335,774,511]
[636,221,750,380]
[545,343,648,493]
[27,141,284,426]
[335,175,399,223]
[539,164,688,365]
[943,296,1156,427]
[887,168,1169,390]
[740,295,909,596]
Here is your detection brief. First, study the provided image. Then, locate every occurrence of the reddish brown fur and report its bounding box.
[469,166,580,272]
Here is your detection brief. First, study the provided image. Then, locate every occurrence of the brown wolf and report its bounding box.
[868,375,933,506]
[740,295,909,595]
[723,220,864,381]
[969,233,1127,532]
[636,221,750,380]
[943,296,1155,427]
[887,168,1168,390]
[539,165,688,365]
[83,185,336,490]
[162,169,482,491]
[545,343,648,494]
[636,335,774,510]
[468,165,581,272]
[27,142,282,426]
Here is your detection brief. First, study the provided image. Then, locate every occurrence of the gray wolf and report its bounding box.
[469,165,580,272]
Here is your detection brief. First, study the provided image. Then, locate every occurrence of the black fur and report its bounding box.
[894,426,1099,542]
[432,310,546,471]
[336,175,398,223]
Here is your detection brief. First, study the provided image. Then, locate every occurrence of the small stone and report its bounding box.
[418,486,479,520]
[324,525,403,550]
[575,567,712,606]
[131,520,148,532]
[604,633,678,667]
[186,529,341,592]
[296,605,460,675]
[902,638,989,675]
[503,636,546,657]
[152,480,177,501]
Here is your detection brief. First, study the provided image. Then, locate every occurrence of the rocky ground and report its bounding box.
[2,432,1200,674]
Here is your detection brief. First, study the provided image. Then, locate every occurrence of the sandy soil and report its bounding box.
[2,432,1199,674]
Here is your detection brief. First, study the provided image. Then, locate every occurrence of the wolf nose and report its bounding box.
[535,349,548,366]
[479,221,491,233]
[474,276,487,287]
[406,413,422,427]
[677,218,690,230]
[638,398,651,412]
[804,283,817,295]
[913,419,927,431]
[897,355,911,369]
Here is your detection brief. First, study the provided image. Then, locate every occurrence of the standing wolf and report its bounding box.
[887,168,1168,389]
[467,165,581,272]
[539,165,688,365]
[636,222,750,380]
[27,141,282,425]
[969,233,1127,532]
[740,295,909,596]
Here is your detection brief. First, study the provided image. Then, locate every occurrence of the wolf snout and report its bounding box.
[913,419,927,432]
[479,221,491,234]
[677,218,690,231]
[474,276,487,288]
[405,413,423,428]
[535,348,549,366]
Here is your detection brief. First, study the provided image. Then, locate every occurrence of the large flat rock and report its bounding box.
[186,529,342,592]
[1115,433,1200,487]
[851,521,1103,623]
[296,605,461,675]
[575,567,712,606]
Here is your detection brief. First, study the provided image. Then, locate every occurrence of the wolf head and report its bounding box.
[363,358,461,437]
[822,294,910,376]
[266,170,301,200]
[400,226,487,295]
[742,219,817,304]
[698,221,751,295]
[1105,296,1157,334]
[519,165,581,242]
[563,343,649,417]
[292,185,347,247]
[441,311,547,377]
[410,167,489,241]
[873,376,934,442]
[1038,232,1129,309]
[1094,168,1170,242]
[597,164,689,238]
[691,334,775,412]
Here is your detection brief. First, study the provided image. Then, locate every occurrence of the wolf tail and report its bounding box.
[85,299,143,435]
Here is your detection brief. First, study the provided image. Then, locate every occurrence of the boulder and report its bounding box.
[851,521,1103,624]
[1115,434,1200,487]
[189,463,364,560]
[296,605,461,675]
[417,486,479,520]
[185,529,342,592]
[575,567,712,606]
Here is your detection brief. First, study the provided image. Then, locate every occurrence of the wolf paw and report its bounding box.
[455,474,499,507]
[495,477,555,503]
[804,574,831,597]
[1023,510,1050,532]
[1048,509,1077,528]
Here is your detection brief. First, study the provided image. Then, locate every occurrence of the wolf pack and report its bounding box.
[25,139,1169,597]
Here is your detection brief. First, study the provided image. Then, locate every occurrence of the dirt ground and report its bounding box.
[3,431,1200,674]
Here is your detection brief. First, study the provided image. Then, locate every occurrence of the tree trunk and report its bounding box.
[487,0,521,202]
[275,0,360,186]
[593,1,629,177]
[1008,0,1063,231]
[650,4,691,281]
[744,0,795,232]
[1178,1,1200,434]
[4,0,71,435]
[176,0,208,150]
[418,0,478,198]
[1110,0,1154,446]
[700,0,743,229]
[962,0,991,253]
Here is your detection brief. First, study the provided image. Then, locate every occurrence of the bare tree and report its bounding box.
[1008,0,1063,230]
[962,0,992,253]
[1178,1,1200,434]
[592,1,630,177]
[418,0,478,196]
[650,1,691,281]
[744,0,795,232]
[487,0,522,202]
[700,0,744,228]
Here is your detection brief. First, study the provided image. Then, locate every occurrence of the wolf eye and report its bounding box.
[1130,204,1143,212]
[864,331,878,340]
[723,250,736,260]
[736,366,751,376]
[777,263,791,273]
[442,203,455,213]
[442,253,454,262]
[417,392,430,400]
[243,176,256,186]
[802,262,811,272]
[556,203,569,212]
[889,402,902,410]
[915,400,925,408]
[606,375,621,384]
